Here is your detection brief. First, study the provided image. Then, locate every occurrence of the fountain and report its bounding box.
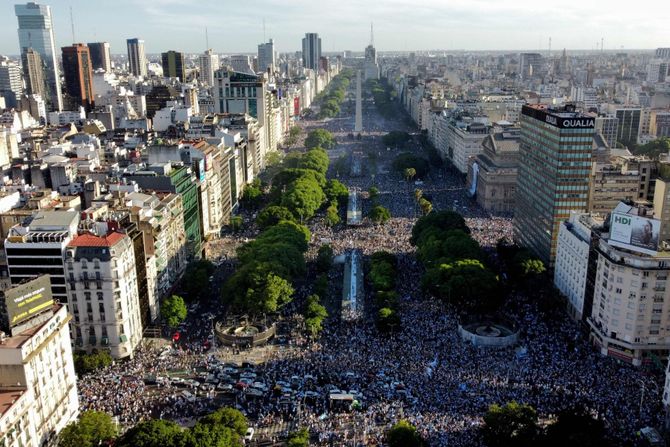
[458,317,520,347]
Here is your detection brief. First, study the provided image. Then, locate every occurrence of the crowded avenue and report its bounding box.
[77,76,663,447]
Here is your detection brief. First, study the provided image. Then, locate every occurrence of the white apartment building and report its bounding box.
[66,225,143,359]
[588,205,670,366]
[199,49,219,87]
[554,213,600,320]
[0,303,78,447]
[447,121,490,174]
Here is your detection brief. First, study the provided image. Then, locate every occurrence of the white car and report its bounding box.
[244,427,255,442]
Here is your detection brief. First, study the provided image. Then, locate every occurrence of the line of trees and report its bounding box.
[411,210,501,313]
[369,251,401,333]
[367,77,397,118]
[483,401,608,447]
[316,69,355,119]
[58,407,249,447]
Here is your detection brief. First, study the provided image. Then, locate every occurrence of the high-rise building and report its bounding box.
[87,42,111,72]
[66,226,144,358]
[0,277,78,447]
[647,60,668,83]
[0,57,23,108]
[22,48,47,100]
[595,115,618,148]
[364,44,379,80]
[655,48,670,59]
[198,49,219,87]
[302,33,322,71]
[519,52,542,80]
[514,104,595,265]
[229,55,255,75]
[61,44,94,111]
[15,2,63,111]
[161,50,185,81]
[126,38,147,77]
[257,39,275,73]
[615,108,641,146]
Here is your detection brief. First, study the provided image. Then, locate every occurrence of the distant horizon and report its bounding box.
[1,0,667,56]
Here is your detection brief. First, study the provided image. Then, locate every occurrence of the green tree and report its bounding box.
[483,401,539,447]
[198,407,248,437]
[334,155,348,175]
[184,423,237,447]
[58,411,117,447]
[241,178,263,208]
[297,148,330,175]
[183,260,215,300]
[419,198,432,215]
[404,167,416,181]
[289,125,302,138]
[287,428,310,447]
[304,128,336,150]
[410,210,469,246]
[265,151,282,166]
[369,205,391,224]
[386,420,423,447]
[242,272,294,315]
[304,294,328,336]
[325,203,341,226]
[414,188,423,202]
[73,350,113,375]
[256,205,296,229]
[161,295,187,328]
[323,179,349,206]
[377,307,400,332]
[368,186,379,202]
[543,405,608,447]
[393,152,429,178]
[316,244,334,272]
[281,176,326,221]
[229,216,243,232]
[313,274,329,298]
[423,259,499,312]
[382,131,411,148]
[117,419,185,447]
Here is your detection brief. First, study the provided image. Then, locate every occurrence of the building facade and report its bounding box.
[302,33,321,71]
[0,58,23,109]
[87,42,111,72]
[61,44,95,111]
[257,39,275,74]
[161,50,185,82]
[15,2,63,111]
[127,38,147,77]
[514,104,595,265]
[66,227,143,358]
[198,49,219,87]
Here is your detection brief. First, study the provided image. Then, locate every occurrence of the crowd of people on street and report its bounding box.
[75,89,665,446]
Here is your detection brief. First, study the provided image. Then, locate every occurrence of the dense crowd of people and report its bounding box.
[75,89,665,447]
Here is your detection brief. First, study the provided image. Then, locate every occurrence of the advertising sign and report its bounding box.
[4,276,53,328]
[294,97,300,117]
[609,212,661,255]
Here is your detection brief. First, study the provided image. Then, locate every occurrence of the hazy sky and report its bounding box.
[0,0,666,55]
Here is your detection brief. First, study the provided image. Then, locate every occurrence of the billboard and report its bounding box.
[4,275,53,328]
[609,212,661,255]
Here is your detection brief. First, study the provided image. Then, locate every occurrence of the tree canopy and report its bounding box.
[323,179,349,207]
[297,148,330,175]
[483,401,539,447]
[386,420,424,447]
[393,152,429,178]
[369,205,391,224]
[382,131,411,147]
[305,128,336,150]
[256,205,295,229]
[58,411,118,447]
[287,428,310,447]
[423,259,500,312]
[161,295,187,328]
[116,419,185,447]
[543,406,608,447]
[316,244,334,272]
[281,175,327,221]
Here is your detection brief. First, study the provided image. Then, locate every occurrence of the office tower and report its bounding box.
[656,48,670,59]
[257,39,275,73]
[127,38,147,77]
[61,44,94,111]
[66,227,144,358]
[161,50,185,81]
[595,115,618,148]
[0,277,79,447]
[87,42,111,72]
[647,60,668,83]
[514,104,595,265]
[213,68,267,121]
[5,211,80,304]
[0,57,23,108]
[615,108,641,146]
[198,49,219,87]
[22,48,47,100]
[302,33,322,71]
[519,52,542,80]
[15,2,63,111]
[364,23,379,80]
[229,55,255,75]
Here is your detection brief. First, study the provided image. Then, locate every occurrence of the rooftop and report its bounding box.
[0,389,27,419]
[68,232,126,248]
[29,211,79,230]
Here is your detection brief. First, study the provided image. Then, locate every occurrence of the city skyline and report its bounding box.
[0,0,668,56]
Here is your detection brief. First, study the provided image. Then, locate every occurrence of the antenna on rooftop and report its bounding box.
[370,22,374,47]
[69,6,75,43]
[205,27,209,49]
